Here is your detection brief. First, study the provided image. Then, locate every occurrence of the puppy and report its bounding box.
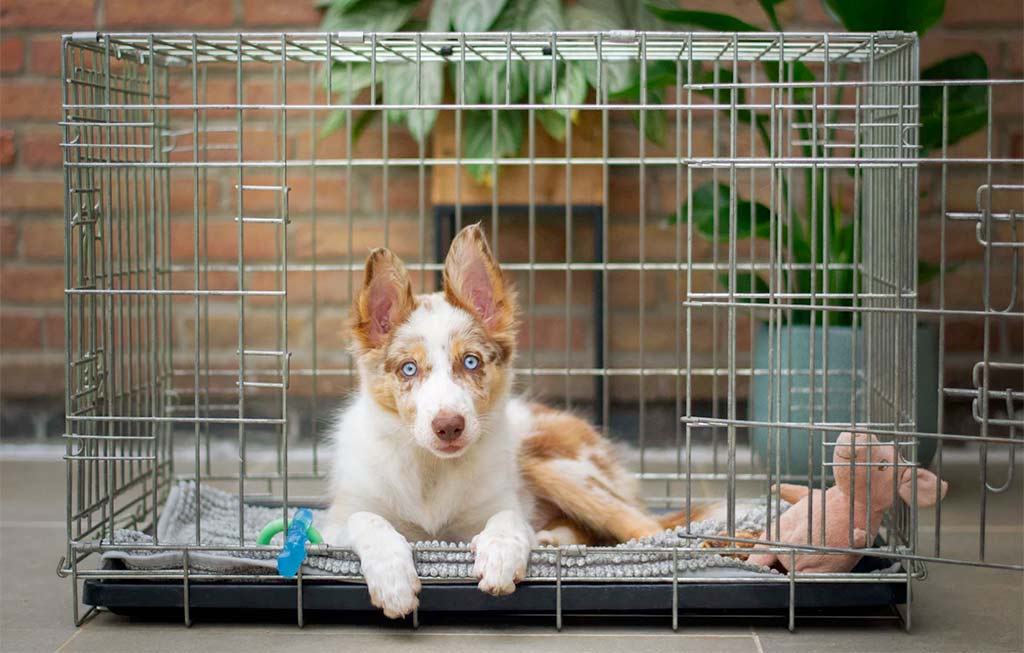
[323,223,696,618]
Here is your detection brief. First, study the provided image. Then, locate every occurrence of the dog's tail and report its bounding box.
[655,502,718,530]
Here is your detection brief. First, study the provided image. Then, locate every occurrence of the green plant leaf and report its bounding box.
[536,109,567,141]
[541,62,588,112]
[316,0,364,12]
[920,53,989,151]
[757,0,786,30]
[569,1,673,94]
[918,260,940,286]
[496,0,563,31]
[626,88,666,145]
[821,0,944,34]
[536,61,588,141]
[566,2,621,30]
[569,0,676,30]
[427,0,455,30]
[457,0,561,106]
[761,60,816,103]
[321,62,377,139]
[320,0,419,32]
[579,60,636,96]
[383,60,444,143]
[718,271,771,303]
[326,61,375,98]
[607,61,679,101]
[462,110,525,184]
[690,67,762,125]
[645,4,761,31]
[452,0,508,31]
[917,260,960,286]
[319,108,377,140]
[669,182,774,241]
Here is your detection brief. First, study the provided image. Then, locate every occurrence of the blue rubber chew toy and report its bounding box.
[256,508,323,578]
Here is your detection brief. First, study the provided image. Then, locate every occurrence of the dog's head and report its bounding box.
[350,224,517,458]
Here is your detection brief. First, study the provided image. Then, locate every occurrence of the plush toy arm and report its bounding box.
[852,528,868,549]
[745,530,780,570]
[746,552,777,569]
[773,483,812,504]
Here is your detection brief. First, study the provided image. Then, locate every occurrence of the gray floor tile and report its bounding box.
[58,626,760,653]
[2,457,1020,653]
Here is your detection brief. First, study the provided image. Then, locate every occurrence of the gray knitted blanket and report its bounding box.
[103,481,787,579]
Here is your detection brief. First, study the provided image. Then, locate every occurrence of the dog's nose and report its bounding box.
[432,411,465,442]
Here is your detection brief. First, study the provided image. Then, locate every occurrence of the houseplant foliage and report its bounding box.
[317,0,680,183]
[651,0,988,323]
[650,0,983,475]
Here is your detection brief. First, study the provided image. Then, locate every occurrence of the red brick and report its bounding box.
[370,171,431,216]
[1,36,24,74]
[0,176,64,212]
[920,33,1002,70]
[944,0,1023,26]
[0,129,14,166]
[44,314,63,349]
[518,314,589,352]
[167,174,222,215]
[0,219,17,257]
[0,0,94,28]
[529,269,596,306]
[994,82,1023,119]
[20,127,62,168]
[0,79,62,121]
[28,36,63,76]
[923,263,1021,309]
[167,127,281,164]
[104,0,235,28]
[1,314,43,348]
[235,171,348,215]
[314,310,352,351]
[19,219,64,260]
[0,265,64,303]
[295,122,423,161]
[1006,33,1023,75]
[0,361,64,395]
[168,218,280,263]
[242,0,320,26]
[181,311,305,351]
[289,217,423,262]
[246,269,352,308]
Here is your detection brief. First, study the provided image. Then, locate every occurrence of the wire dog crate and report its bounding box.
[60,30,1023,629]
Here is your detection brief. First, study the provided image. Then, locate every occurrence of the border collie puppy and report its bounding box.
[323,223,691,618]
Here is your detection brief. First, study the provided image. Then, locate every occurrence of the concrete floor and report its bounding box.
[1,451,1021,652]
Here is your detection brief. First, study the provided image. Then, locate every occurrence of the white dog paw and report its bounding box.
[360,555,421,619]
[471,532,531,596]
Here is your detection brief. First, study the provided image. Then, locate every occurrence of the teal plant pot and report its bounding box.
[750,323,938,482]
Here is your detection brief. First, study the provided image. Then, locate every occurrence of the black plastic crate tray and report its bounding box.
[84,555,906,620]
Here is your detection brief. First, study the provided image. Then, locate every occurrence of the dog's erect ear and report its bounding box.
[443,223,515,334]
[352,248,415,349]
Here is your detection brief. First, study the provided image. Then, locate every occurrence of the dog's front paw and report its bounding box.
[471,531,531,596]
[360,554,421,618]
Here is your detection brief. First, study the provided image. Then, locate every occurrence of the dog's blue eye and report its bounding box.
[463,354,480,370]
[401,361,418,377]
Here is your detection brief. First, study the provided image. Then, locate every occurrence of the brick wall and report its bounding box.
[1,1,1022,422]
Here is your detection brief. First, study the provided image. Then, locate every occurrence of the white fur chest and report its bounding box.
[327,394,530,542]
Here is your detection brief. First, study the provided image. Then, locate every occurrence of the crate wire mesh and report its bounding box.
[60,30,1023,628]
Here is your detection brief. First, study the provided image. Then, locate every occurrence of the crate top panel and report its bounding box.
[64,31,916,67]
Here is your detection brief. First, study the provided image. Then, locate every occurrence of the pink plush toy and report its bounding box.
[747,431,948,573]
